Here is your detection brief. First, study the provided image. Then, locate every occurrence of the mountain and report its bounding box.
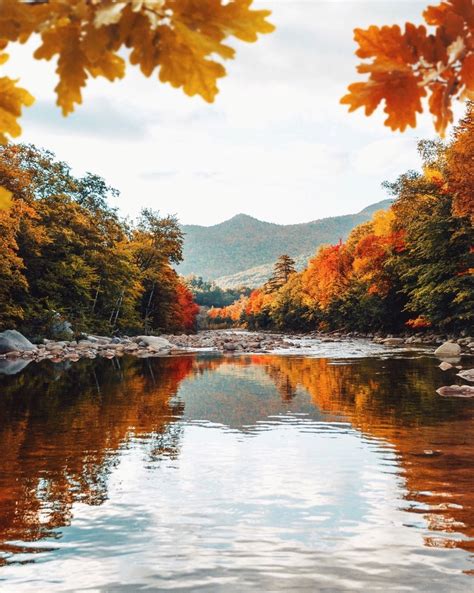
[178,199,393,288]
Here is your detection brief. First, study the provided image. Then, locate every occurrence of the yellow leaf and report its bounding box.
[0,68,35,143]
[158,25,225,102]
[0,186,13,211]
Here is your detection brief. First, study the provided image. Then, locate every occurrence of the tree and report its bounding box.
[0,142,198,336]
[264,255,296,294]
[343,0,474,135]
[0,0,274,145]
[386,139,474,331]
[446,101,474,220]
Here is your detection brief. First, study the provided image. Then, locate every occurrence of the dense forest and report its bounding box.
[0,144,199,339]
[208,107,474,334]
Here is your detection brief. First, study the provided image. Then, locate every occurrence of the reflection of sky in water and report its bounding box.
[0,354,473,592]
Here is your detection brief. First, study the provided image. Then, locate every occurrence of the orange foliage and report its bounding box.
[406,316,432,328]
[175,281,199,331]
[342,1,474,135]
[446,103,474,221]
[208,295,249,323]
[302,244,353,309]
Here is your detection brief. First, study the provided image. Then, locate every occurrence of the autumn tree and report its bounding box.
[0,143,198,336]
[446,101,474,220]
[386,140,474,331]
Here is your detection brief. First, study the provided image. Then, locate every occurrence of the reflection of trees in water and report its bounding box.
[237,355,474,556]
[0,353,473,565]
[0,356,193,563]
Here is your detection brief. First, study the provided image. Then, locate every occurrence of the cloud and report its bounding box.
[352,138,421,178]
[23,98,151,140]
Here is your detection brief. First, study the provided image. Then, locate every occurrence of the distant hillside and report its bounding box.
[178,200,393,287]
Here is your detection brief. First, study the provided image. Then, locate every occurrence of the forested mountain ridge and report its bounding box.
[178,200,393,285]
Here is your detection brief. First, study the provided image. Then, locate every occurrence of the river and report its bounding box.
[0,340,473,591]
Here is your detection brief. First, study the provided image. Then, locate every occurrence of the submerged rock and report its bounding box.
[457,369,474,383]
[437,384,474,398]
[0,330,37,354]
[0,358,31,375]
[439,361,453,371]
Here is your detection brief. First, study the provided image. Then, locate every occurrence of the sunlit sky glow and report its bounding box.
[6,1,464,226]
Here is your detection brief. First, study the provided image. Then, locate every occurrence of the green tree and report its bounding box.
[264,255,296,294]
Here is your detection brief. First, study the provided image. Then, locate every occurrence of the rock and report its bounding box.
[223,342,237,351]
[0,359,31,375]
[382,337,405,345]
[434,341,461,357]
[457,369,474,382]
[0,330,37,354]
[135,336,172,351]
[437,384,474,397]
[439,361,453,371]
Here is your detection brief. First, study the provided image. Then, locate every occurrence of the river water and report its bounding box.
[0,341,473,592]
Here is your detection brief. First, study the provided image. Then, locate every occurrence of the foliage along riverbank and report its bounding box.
[0,144,199,340]
[208,109,474,335]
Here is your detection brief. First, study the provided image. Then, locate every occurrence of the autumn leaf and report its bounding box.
[0,185,13,210]
[344,2,474,135]
[0,0,274,138]
[0,55,35,143]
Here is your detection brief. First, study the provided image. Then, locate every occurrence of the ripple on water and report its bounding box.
[0,352,473,592]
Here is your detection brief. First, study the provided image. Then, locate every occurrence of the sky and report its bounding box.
[5,1,463,226]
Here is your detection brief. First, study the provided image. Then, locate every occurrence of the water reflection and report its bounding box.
[0,353,473,591]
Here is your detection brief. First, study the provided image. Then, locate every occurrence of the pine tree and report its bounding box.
[264,255,296,294]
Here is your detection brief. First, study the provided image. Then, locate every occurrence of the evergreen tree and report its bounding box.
[264,255,296,293]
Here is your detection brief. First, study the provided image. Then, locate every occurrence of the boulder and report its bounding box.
[434,341,461,357]
[457,369,474,383]
[135,336,172,351]
[437,384,474,398]
[0,330,37,354]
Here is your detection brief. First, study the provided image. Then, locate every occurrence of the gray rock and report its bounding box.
[457,369,474,382]
[0,330,37,354]
[135,336,172,351]
[0,359,31,375]
[434,341,461,357]
[437,384,474,397]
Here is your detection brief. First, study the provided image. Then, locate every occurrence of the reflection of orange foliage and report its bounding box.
[1,353,473,564]
[213,355,474,554]
[0,356,195,561]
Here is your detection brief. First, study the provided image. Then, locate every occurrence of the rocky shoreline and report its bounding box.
[1,328,474,363]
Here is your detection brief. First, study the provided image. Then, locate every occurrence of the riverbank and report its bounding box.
[1,328,473,364]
